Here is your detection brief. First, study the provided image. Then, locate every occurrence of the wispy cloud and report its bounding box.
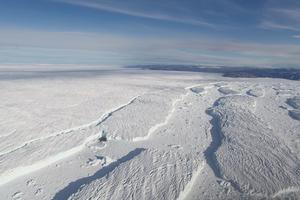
[260,20,300,31]
[293,35,300,39]
[259,1,300,32]
[53,0,215,28]
[271,8,300,20]
[2,29,300,67]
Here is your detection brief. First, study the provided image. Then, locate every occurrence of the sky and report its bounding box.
[0,0,300,68]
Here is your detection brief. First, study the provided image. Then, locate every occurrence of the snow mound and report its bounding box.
[218,87,239,95]
[214,82,228,87]
[247,88,264,97]
[101,91,181,141]
[190,86,205,94]
[208,95,300,196]
[214,95,256,111]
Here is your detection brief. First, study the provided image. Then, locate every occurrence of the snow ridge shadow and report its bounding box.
[53,148,145,200]
[204,100,242,193]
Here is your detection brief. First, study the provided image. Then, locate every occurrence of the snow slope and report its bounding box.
[0,69,299,199]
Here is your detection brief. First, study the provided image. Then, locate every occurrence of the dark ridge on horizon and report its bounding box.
[127,65,300,81]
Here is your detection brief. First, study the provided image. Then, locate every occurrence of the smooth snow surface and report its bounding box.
[0,69,300,200]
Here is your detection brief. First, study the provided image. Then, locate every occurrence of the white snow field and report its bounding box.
[0,69,300,200]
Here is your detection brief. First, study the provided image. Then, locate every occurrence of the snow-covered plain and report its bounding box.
[0,69,300,200]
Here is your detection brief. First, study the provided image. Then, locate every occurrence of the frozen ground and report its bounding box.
[0,69,300,200]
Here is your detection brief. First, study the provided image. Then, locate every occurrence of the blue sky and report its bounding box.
[0,0,300,68]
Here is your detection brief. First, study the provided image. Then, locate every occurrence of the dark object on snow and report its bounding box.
[99,136,107,142]
[99,130,108,142]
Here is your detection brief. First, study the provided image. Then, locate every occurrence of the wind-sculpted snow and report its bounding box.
[287,96,300,109]
[132,89,189,142]
[62,148,203,200]
[247,88,264,97]
[54,83,213,200]
[217,87,239,95]
[286,96,300,121]
[289,110,300,121]
[190,86,205,94]
[0,95,140,186]
[0,85,198,187]
[207,95,300,197]
[1,70,300,200]
[53,148,146,200]
[99,91,180,141]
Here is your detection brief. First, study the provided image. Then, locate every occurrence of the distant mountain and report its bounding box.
[127,65,300,80]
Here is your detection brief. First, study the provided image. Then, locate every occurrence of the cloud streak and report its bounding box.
[260,20,300,31]
[1,29,300,67]
[259,1,300,32]
[53,0,215,27]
